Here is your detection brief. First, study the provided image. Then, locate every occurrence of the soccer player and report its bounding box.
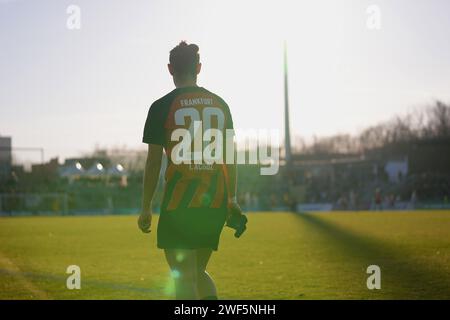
[138,41,246,300]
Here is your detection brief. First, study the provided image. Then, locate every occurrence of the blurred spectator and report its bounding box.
[374,188,382,211]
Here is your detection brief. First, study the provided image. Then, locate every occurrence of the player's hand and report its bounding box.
[138,209,152,233]
[226,200,247,238]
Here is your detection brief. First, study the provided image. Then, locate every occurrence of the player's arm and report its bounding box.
[226,158,242,217]
[138,144,163,233]
[223,105,241,211]
[225,159,247,238]
[223,110,247,238]
[226,162,238,204]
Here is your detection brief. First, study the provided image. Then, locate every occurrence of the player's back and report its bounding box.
[143,86,233,213]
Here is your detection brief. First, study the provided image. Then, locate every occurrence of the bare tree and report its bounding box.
[301,100,450,155]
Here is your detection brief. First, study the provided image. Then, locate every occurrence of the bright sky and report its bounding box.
[1,0,450,163]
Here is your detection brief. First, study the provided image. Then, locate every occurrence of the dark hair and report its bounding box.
[169,41,200,76]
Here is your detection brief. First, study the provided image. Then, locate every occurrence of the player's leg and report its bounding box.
[164,249,198,299]
[196,248,218,300]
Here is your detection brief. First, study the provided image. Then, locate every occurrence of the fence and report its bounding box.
[0,193,68,216]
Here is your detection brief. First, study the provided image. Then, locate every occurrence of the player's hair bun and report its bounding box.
[187,43,199,53]
[177,41,199,53]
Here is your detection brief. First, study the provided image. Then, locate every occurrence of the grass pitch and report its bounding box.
[1,211,450,299]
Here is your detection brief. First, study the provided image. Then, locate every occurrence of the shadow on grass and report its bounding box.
[294,212,450,299]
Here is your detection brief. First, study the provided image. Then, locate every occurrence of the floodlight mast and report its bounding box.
[283,42,299,211]
[284,41,293,170]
